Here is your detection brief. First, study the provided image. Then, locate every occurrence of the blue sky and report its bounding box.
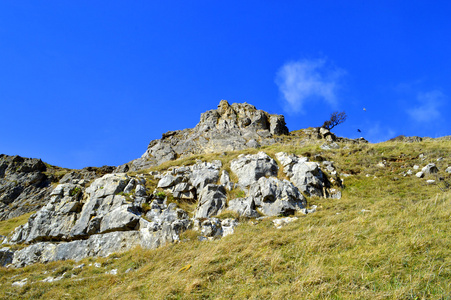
[1,1,450,169]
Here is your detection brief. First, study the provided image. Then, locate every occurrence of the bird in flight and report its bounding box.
[363,108,366,111]
[357,129,361,133]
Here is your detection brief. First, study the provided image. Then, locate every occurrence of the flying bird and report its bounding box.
[357,129,361,133]
[363,108,366,111]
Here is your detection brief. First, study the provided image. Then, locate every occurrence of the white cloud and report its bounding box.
[407,90,445,123]
[275,59,345,114]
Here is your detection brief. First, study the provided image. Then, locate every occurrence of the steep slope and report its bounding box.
[1,138,450,299]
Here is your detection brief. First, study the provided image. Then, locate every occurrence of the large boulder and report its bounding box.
[156,160,222,200]
[276,152,327,197]
[248,177,306,216]
[194,184,227,218]
[230,152,278,188]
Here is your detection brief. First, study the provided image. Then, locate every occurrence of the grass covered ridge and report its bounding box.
[1,139,451,299]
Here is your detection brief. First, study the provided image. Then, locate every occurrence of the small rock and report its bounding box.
[445,167,451,173]
[273,217,298,229]
[413,165,419,170]
[426,180,436,185]
[422,163,439,174]
[94,262,101,268]
[73,263,85,270]
[437,157,443,161]
[416,172,424,178]
[12,278,28,287]
[106,269,118,275]
[125,268,133,273]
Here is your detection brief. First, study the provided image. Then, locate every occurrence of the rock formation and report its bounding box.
[119,100,289,171]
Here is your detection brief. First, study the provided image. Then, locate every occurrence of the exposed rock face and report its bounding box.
[0,154,115,221]
[156,160,222,200]
[230,152,279,188]
[194,184,227,218]
[248,177,306,216]
[9,173,192,267]
[276,152,327,197]
[0,247,14,266]
[120,100,289,171]
[0,155,53,221]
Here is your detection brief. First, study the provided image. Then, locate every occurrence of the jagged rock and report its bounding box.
[227,197,260,218]
[119,100,289,171]
[99,205,140,233]
[10,184,83,244]
[230,152,278,188]
[422,163,439,175]
[0,155,55,221]
[276,152,327,197]
[157,160,222,200]
[416,171,424,178]
[194,184,227,218]
[446,167,451,173]
[0,247,14,267]
[248,177,306,216]
[199,218,223,238]
[221,219,238,237]
[220,170,235,191]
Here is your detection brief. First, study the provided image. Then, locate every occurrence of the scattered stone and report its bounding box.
[413,165,420,170]
[437,157,443,161]
[416,172,424,178]
[12,278,28,287]
[377,161,387,168]
[221,219,238,237]
[94,262,101,268]
[426,180,436,185]
[227,197,260,218]
[320,142,340,150]
[106,269,118,275]
[446,167,451,173]
[273,217,298,229]
[125,268,133,273]
[422,163,439,175]
[73,263,85,270]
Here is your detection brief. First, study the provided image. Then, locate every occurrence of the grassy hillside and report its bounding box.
[1,139,450,299]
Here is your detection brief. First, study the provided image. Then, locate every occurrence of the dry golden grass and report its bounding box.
[1,138,451,299]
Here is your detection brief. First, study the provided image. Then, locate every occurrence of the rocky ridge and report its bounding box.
[1,100,364,268]
[3,149,335,267]
[119,100,290,172]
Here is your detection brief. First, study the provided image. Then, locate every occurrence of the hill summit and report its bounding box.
[121,100,289,171]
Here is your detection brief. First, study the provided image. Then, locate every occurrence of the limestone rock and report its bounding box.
[446,167,451,173]
[119,100,289,171]
[194,184,227,218]
[0,247,14,267]
[248,177,306,216]
[227,197,260,218]
[422,163,439,175]
[230,152,278,188]
[276,152,327,197]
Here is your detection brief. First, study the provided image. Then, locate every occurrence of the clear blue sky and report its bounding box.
[1,1,450,169]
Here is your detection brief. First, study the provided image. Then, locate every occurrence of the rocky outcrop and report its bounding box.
[120,100,289,171]
[276,152,328,197]
[8,173,192,267]
[248,177,306,216]
[0,155,54,221]
[230,152,278,188]
[0,154,115,221]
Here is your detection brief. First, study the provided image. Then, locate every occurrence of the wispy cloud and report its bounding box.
[407,90,445,123]
[275,59,345,114]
